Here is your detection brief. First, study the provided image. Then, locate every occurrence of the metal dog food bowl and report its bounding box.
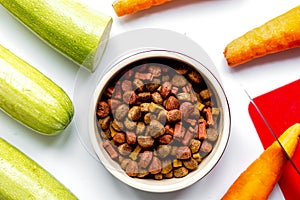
[88,49,231,193]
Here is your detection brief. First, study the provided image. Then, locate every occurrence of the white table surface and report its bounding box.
[0,0,299,199]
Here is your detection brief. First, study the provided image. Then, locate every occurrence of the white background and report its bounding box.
[0,0,299,199]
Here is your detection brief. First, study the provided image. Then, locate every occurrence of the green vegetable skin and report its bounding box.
[0,138,78,200]
[1,0,113,72]
[0,45,74,135]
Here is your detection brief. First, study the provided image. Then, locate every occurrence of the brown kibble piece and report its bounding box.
[170,146,178,156]
[164,171,173,179]
[123,91,137,105]
[190,139,201,153]
[124,117,136,131]
[161,159,173,174]
[98,116,110,130]
[174,167,189,178]
[200,89,211,100]
[186,118,197,126]
[120,158,131,169]
[103,140,118,159]
[126,160,138,177]
[144,113,155,125]
[138,151,153,168]
[171,74,187,87]
[198,118,207,140]
[172,159,182,168]
[118,143,132,156]
[107,99,121,112]
[97,101,110,118]
[183,158,198,170]
[99,129,111,139]
[165,96,180,110]
[176,146,191,160]
[207,128,219,142]
[136,122,146,135]
[171,86,178,95]
[114,104,129,121]
[187,70,202,84]
[137,136,155,149]
[164,124,174,135]
[204,107,214,126]
[140,103,150,112]
[137,169,149,178]
[126,132,137,145]
[167,109,182,122]
[174,65,189,74]
[156,145,171,158]
[113,84,122,99]
[133,78,144,92]
[157,110,167,123]
[182,127,196,146]
[138,92,151,101]
[158,134,173,145]
[145,82,160,92]
[160,81,172,98]
[193,153,202,163]
[200,140,213,157]
[174,122,186,140]
[135,72,153,80]
[148,156,162,174]
[146,120,165,138]
[180,102,194,120]
[113,132,126,144]
[151,92,163,104]
[128,106,142,121]
[105,86,114,98]
[154,174,163,180]
[121,79,133,91]
[191,107,200,119]
[189,87,198,103]
[148,65,162,77]
[161,75,170,82]
[177,92,191,102]
[111,119,123,132]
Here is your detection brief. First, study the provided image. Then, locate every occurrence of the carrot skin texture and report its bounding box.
[112,0,172,17]
[221,123,300,200]
[224,6,300,67]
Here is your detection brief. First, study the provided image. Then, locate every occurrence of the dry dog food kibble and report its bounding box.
[96,57,221,180]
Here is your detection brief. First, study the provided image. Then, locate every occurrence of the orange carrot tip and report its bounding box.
[224,6,300,67]
[221,123,300,200]
[112,0,172,17]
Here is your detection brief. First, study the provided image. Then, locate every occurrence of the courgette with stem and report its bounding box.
[1,0,113,72]
[0,137,78,200]
[0,44,74,135]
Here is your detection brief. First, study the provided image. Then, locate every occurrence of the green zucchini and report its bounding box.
[0,44,74,135]
[0,137,78,200]
[1,0,113,72]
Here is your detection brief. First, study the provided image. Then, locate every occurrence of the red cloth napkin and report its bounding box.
[248,79,300,200]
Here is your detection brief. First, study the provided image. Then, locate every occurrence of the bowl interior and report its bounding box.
[89,50,230,193]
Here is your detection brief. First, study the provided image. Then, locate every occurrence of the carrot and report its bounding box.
[221,123,300,200]
[224,6,300,67]
[112,0,172,17]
